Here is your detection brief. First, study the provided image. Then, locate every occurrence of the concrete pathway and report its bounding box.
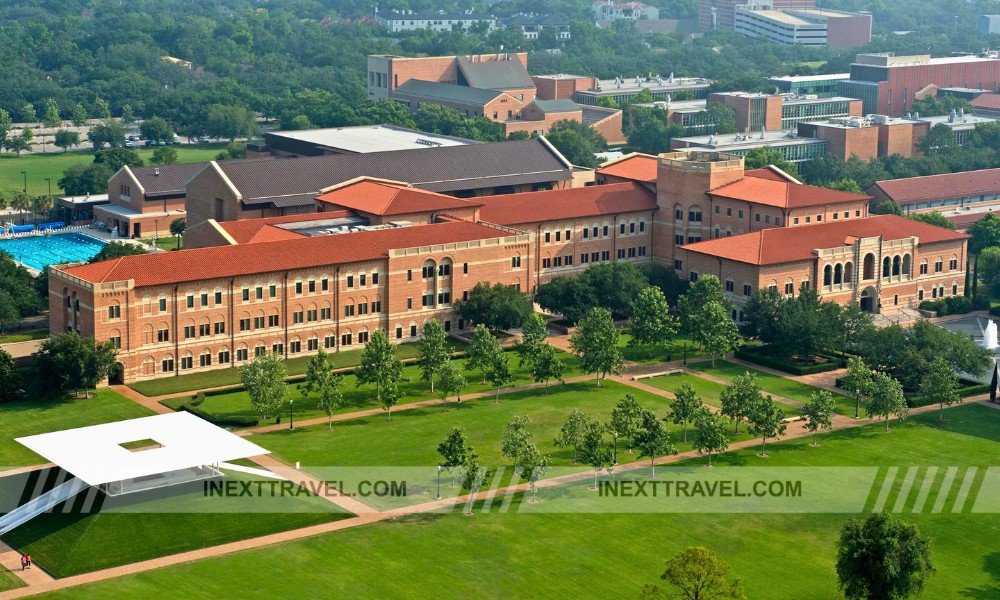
[0,541,54,589]
[724,356,848,395]
[0,341,43,361]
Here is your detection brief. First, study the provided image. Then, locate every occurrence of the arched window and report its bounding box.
[834,264,843,285]
[844,262,854,283]
[882,257,891,278]
[422,259,436,279]
[823,265,832,286]
[438,258,453,277]
[902,254,911,276]
[863,254,875,280]
[892,256,901,276]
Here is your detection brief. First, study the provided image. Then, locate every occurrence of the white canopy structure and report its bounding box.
[1,413,273,534]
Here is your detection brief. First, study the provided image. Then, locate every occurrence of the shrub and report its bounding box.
[944,295,972,315]
[176,403,259,428]
[919,300,947,316]
[734,347,844,375]
[973,295,990,311]
[991,305,1000,317]
[190,392,206,406]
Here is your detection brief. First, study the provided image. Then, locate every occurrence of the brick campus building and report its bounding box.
[50,151,968,383]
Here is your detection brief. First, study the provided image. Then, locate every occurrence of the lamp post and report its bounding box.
[854,388,860,419]
[154,219,159,249]
[289,398,294,430]
[436,465,442,500]
[20,171,26,193]
[612,431,618,465]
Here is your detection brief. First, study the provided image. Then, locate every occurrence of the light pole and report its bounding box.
[612,432,618,465]
[436,465,442,500]
[154,219,159,249]
[854,388,860,419]
[20,171,26,193]
[289,398,294,430]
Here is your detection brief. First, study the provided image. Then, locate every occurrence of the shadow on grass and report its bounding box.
[961,552,1000,599]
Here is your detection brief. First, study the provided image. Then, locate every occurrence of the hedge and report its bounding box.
[176,403,260,428]
[734,347,845,376]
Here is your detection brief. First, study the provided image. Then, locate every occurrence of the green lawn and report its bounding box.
[0,569,24,592]
[0,327,48,344]
[161,349,583,427]
[618,332,705,365]
[0,145,225,197]
[691,360,855,415]
[138,236,183,251]
[133,339,467,397]
[644,372,806,417]
[0,390,155,468]
[33,404,1000,598]
[0,471,349,578]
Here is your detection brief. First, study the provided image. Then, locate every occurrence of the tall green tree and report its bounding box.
[93,97,111,120]
[720,371,763,433]
[456,282,532,331]
[802,390,835,446]
[919,358,960,421]
[692,408,729,467]
[42,98,61,129]
[355,329,403,414]
[555,408,592,464]
[865,372,908,432]
[460,449,490,515]
[437,359,466,406]
[634,408,676,478]
[746,395,786,456]
[0,108,12,150]
[628,286,678,351]
[518,443,550,503]
[0,348,19,403]
[570,307,625,386]
[297,349,342,430]
[642,546,744,600]
[841,356,874,419]
[967,213,1000,297]
[240,351,287,421]
[438,427,471,486]
[71,103,88,127]
[32,332,117,398]
[53,129,80,152]
[529,342,564,392]
[466,324,501,385]
[517,312,548,367]
[417,319,449,393]
[836,513,935,600]
[609,393,644,458]
[578,421,613,490]
[486,350,513,403]
[669,382,703,443]
[500,415,532,468]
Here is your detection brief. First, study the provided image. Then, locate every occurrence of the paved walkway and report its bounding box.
[0,341,43,361]
[0,541,53,589]
[725,356,848,395]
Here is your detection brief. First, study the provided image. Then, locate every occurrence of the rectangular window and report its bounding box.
[358,303,368,315]
[555,231,561,242]
[108,305,120,319]
[725,280,734,292]
[566,229,572,240]
[254,316,265,329]
[422,293,434,307]
[407,298,412,310]
[628,247,637,258]
[344,304,355,317]
[581,253,589,264]
[215,291,223,304]
[619,223,626,235]
[109,336,121,349]
[200,293,208,306]
[219,350,230,364]
[603,225,609,236]
[360,274,366,287]
[816,215,821,222]
[920,263,928,275]
[186,295,194,308]
[675,209,683,221]
[214,322,225,335]
[793,217,799,225]
[199,324,210,336]
[765,215,771,224]
[269,285,276,298]
[199,353,211,367]
[410,325,417,337]
[715,205,720,214]
[241,288,249,302]
[371,300,381,313]
[438,292,451,305]
[236,348,248,362]
[272,343,283,356]
[949,258,958,270]
[542,258,551,269]
[162,358,174,373]
[239,318,250,332]
[307,309,318,322]
[755,214,761,222]
[601,250,610,261]
[629,222,635,234]
[805,216,811,223]
[308,280,316,293]
[157,328,169,343]
[289,340,301,354]
[935,260,942,273]
[307,338,319,351]
[785,282,794,295]
[617,248,626,259]
[254,346,265,358]
[407,270,412,281]
[554,257,562,267]
[592,252,600,262]
[462,291,469,301]
[566,255,574,265]
[321,279,329,291]
[396,326,403,339]
[269,314,279,327]
[593,226,599,238]
[511,256,521,268]
[638,246,646,257]
[373,272,380,285]
[324,336,335,349]
[738,210,743,219]
[584,228,590,240]
[743,284,752,296]
[461,264,467,275]
[320,308,331,320]
[674,259,683,270]
[545,231,551,243]
[341,333,353,346]
[184,325,195,339]
[347,275,354,288]
[180,356,193,370]
[256,286,263,300]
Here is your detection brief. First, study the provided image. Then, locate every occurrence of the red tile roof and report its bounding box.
[744,166,799,183]
[596,153,658,183]
[218,213,348,244]
[315,179,482,216]
[62,221,509,287]
[971,93,1000,111]
[477,182,656,225]
[708,176,869,209]
[869,168,1000,204]
[682,215,968,266]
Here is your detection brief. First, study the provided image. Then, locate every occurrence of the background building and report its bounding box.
[260,126,476,157]
[374,10,495,33]
[768,73,851,98]
[867,168,1000,229]
[97,163,202,239]
[734,8,871,48]
[592,1,659,21]
[502,14,572,41]
[978,15,1000,34]
[670,129,830,163]
[698,0,816,31]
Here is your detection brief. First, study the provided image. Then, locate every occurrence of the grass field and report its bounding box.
[690,360,856,415]
[33,404,1000,598]
[138,236,183,251]
[0,390,155,468]
[0,471,349,578]
[133,339,466,397]
[0,569,24,593]
[0,327,48,344]
[0,145,226,197]
[161,349,584,426]
[644,372,806,417]
[618,333,705,365]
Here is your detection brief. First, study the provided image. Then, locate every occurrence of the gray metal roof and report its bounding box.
[457,56,535,90]
[129,162,212,198]
[217,138,574,207]
[533,99,581,113]
[394,80,503,107]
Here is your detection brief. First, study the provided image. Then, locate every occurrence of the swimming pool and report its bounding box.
[0,232,107,271]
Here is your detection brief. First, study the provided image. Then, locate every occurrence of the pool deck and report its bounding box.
[0,225,155,274]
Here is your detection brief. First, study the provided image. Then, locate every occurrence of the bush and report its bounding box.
[190,392,206,406]
[919,300,947,316]
[991,305,1000,317]
[734,347,844,375]
[945,295,972,315]
[176,403,259,428]
[973,295,991,311]
[905,378,989,406]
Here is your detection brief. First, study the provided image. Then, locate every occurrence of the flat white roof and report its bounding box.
[769,73,851,82]
[268,125,476,153]
[16,412,270,486]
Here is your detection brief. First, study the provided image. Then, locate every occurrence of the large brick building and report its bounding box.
[51,150,964,383]
[97,163,202,239]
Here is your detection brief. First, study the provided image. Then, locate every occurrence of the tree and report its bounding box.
[20,103,36,125]
[774,287,841,361]
[438,427,471,486]
[298,349,342,430]
[968,213,1000,297]
[485,350,513,403]
[517,443,549,502]
[802,390,835,446]
[978,246,1000,284]
[94,147,143,172]
[87,120,127,147]
[747,395,786,456]
[908,211,955,230]
[417,319,449,393]
[240,352,287,421]
[93,97,111,120]
[720,371,762,433]
[71,103,88,127]
[0,109,11,150]
[89,241,147,263]
[355,329,403,418]
[581,262,650,318]
[151,146,178,165]
[529,343,564,392]
[669,382,703,443]
[5,129,32,156]
[140,116,173,144]
[455,282,532,331]
[517,312,548,367]
[169,218,186,237]
[205,104,257,140]
[466,324,501,385]
[634,409,676,478]
[739,287,785,343]
[9,194,30,224]
[642,546,744,600]
[836,513,935,600]
[0,348,19,403]
[460,449,491,515]
[32,332,116,398]
[697,301,741,368]
[570,307,625,386]
[628,286,678,351]
[546,125,602,168]
[43,99,61,129]
[919,358,960,421]
[59,163,113,196]
[53,129,80,152]
[500,415,532,468]
[0,291,20,337]
[678,276,736,366]
[865,372,908,432]
[692,408,729,467]
[918,123,955,154]
[609,393,644,459]
[534,276,596,323]
[826,178,864,194]
[437,359,466,406]
[555,408,592,463]
[742,146,797,176]
[628,106,685,154]
[120,104,135,126]
[842,356,875,419]
[578,421,613,490]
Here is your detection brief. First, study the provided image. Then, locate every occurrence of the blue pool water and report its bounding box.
[0,232,107,271]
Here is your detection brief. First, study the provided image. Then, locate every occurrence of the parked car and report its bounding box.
[144,139,155,147]
[197,136,211,144]
[92,142,106,149]
[124,140,134,148]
